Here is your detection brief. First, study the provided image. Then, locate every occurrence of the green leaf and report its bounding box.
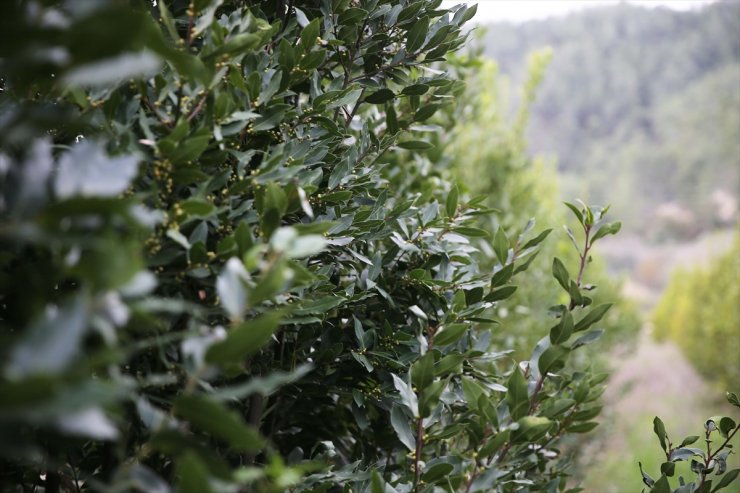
[434,323,467,346]
[390,405,415,451]
[264,182,288,217]
[485,285,518,302]
[174,395,264,451]
[338,7,368,25]
[491,263,515,287]
[402,84,430,96]
[398,140,433,150]
[571,329,604,349]
[445,184,459,217]
[538,344,568,375]
[564,202,584,226]
[650,475,671,493]
[507,365,529,420]
[521,228,553,250]
[550,311,574,344]
[591,221,622,244]
[679,435,700,447]
[660,461,675,477]
[422,463,454,483]
[639,462,655,488]
[414,104,440,121]
[727,392,740,408]
[205,311,283,364]
[411,352,435,390]
[653,416,668,451]
[719,416,736,438]
[406,16,429,52]
[300,18,321,48]
[177,452,215,493]
[371,470,386,493]
[180,199,216,217]
[326,88,363,110]
[567,421,599,433]
[494,227,509,264]
[574,303,613,332]
[712,469,739,492]
[365,88,396,104]
[512,416,554,442]
[552,257,570,292]
[419,378,447,418]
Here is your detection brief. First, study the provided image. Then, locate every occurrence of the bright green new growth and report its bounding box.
[1,1,624,491]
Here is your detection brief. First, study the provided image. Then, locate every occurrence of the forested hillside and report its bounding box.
[480,2,740,238]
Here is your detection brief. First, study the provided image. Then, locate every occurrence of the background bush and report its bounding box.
[653,238,740,391]
[1,1,625,491]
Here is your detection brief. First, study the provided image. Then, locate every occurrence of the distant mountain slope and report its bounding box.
[479,2,740,237]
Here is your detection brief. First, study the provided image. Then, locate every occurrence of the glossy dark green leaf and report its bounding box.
[550,311,574,344]
[574,303,613,332]
[406,16,429,52]
[507,365,529,420]
[485,285,518,302]
[434,323,467,346]
[422,463,454,483]
[411,352,435,390]
[538,344,568,375]
[653,416,668,451]
[365,88,396,104]
[491,263,515,287]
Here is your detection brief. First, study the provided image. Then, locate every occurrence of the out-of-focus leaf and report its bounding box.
[55,141,139,199]
[205,310,283,364]
[174,395,264,451]
[6,296,89,378]
[63,51,161,87]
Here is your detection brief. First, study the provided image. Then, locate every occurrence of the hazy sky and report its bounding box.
[440,0,719,23]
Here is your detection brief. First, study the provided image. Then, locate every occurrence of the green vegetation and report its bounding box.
[0,1,633,492]
[481,2,740,239]
[653,239,740,391]
[445,52,640,362]
[639,397,739,493]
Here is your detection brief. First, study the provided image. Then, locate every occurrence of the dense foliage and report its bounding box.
[652,239,740,391]
[638,393,739,493]
[1,1,623,491]
[481,2,740,238]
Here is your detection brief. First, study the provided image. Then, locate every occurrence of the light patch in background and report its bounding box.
[441,0,718,24]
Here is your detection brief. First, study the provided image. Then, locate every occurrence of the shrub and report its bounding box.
[1,1,622,491]
[652,238,740,390]
[639,393,739,493]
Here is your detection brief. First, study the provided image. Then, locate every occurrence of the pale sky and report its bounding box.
[441,0,720,23]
